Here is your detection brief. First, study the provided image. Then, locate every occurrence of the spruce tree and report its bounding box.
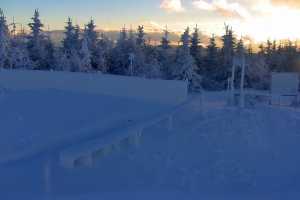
[222,25,235,67]
[27,9,49,70]
[28,10,44,42]
[190,25,203,76]
[84,19,98,51]
[128,26,137,51]
[119,26,127,43]
[202,34,222,89]
[247,43,253,56]
[161,26,170,49]
[63,17,76,54]
[0,9,10,69]
[206,35,218,65]
[173,27,201,91]
[79,36,92,72]
[158,26,173,79]
[221,25,236,88]
[190,25,200,58]
[136,25,145,47]
[108,27,128,75]
[44,35,55,70]
[109,26,144,76]
[236,38,245,56]
[10,32,32,69]
[60,19,82,71]
[84,19,98,69]
[258,43,265,56]
[73,25,81,49]
[180,27,190,53]
[95,35,111,73]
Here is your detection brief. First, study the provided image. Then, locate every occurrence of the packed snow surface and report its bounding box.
[1,91,300,199]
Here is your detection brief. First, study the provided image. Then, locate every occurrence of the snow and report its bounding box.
[1,72,300,199]
[0,89,177,164]
[0,69,188,105]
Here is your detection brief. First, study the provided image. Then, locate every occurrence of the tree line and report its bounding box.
[0,9,300,91]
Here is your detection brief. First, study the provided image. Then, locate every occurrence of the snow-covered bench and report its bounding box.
[60,124,144,168]
[59,101,184,169]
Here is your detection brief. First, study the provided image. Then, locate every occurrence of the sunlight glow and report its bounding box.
[239,5,300,42]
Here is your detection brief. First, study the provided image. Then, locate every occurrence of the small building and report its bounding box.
[271,72,299,106]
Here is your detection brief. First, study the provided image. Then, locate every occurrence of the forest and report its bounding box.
[1,9,300,91]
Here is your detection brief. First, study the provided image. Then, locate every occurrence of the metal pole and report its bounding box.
[129,53,134,76]
[230,61,236,105]
[44,158,52,199]
[240,54,246,108]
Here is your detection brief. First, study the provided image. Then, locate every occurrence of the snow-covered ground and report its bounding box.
[1,89,300,199]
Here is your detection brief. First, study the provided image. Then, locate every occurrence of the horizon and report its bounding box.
[2,0,300,42]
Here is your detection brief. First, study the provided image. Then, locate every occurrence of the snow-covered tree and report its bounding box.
[142,58,162,79]
[157,26,174,79]
[43,35,55,70]
[59,18,82,71]
[73,25,81,49]
[55,47,80,72]
[55,50,71,71]
[27,10,43,66]
[190,25,203,76]
[108,26,145,76]
[222,25,236,73]
[84,19,97,51]
[95,34,112,73]
[84,19,99,69]
[136,25,145,47]
[27,10,53,70]
[79,36,92,72]
[62,17,79,55]
[0,9,10,69]
[247,43,253,56]
[108,27,128,74]
[9,35,32,69]
[232,38,247,87]
[181,27,190,52]
[206,35,219,68]
[190,25,200,58]
[247,54,270,89]
[236,38,245,56]
[202,34,224,90]
[119,26,127,43]
[173,27,201,91]
[161,26,170,49]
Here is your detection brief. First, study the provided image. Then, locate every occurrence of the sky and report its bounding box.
[2,0,300,41]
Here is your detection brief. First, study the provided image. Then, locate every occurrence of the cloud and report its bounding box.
[192,0,251,19]
[271,0,300,8]
[160,0,185,12]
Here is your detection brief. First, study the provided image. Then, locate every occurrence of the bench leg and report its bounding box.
[44,159,52,197]
[167,115,173,131]
[130,128,143,147]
